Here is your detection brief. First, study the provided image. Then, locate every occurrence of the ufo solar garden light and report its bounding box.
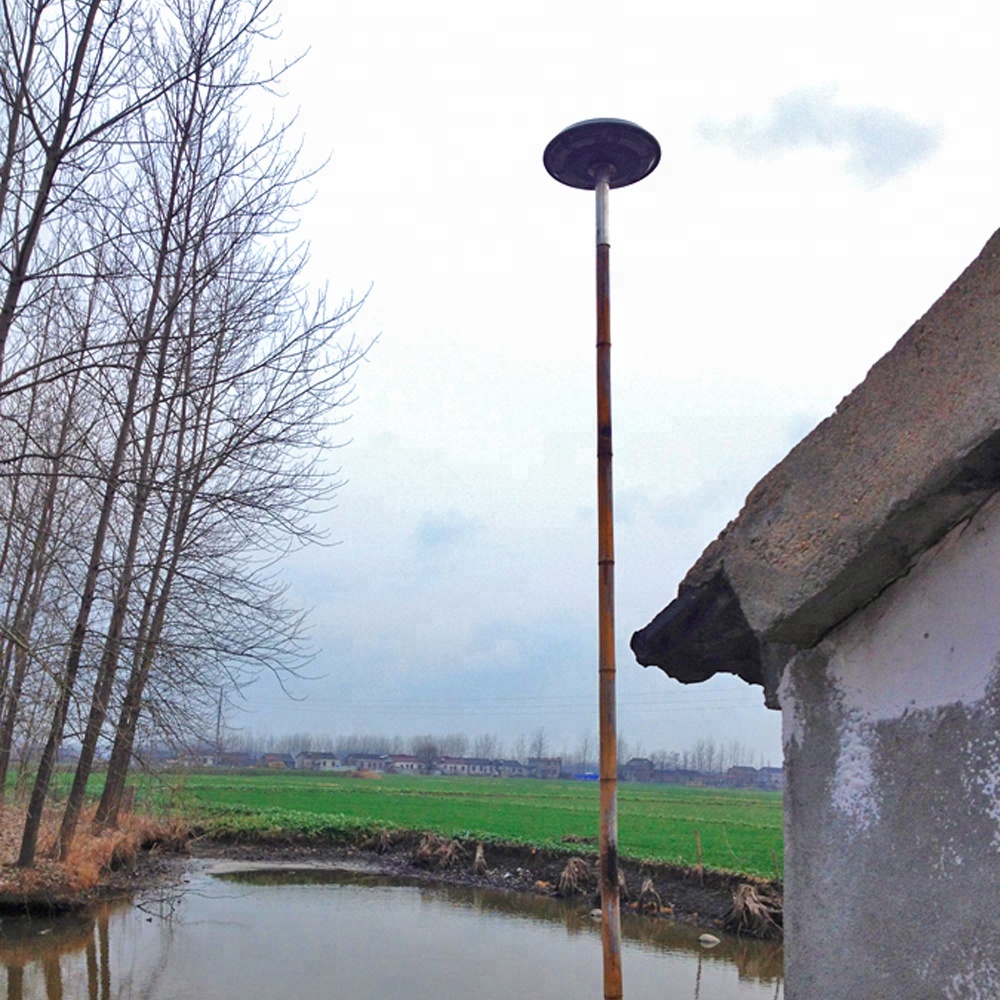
[544,118,660,1000]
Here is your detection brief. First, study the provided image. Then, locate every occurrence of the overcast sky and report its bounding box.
[231,0,1000,765]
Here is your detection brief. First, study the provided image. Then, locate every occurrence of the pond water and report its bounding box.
[2,864,783,999]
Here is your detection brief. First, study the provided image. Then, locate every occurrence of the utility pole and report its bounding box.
[215,686,224,761]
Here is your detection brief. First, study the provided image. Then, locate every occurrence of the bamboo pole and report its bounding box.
[595,165,623,1000]
[543,118,659,1000]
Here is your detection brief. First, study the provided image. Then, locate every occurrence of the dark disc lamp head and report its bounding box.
[543,118,660,190]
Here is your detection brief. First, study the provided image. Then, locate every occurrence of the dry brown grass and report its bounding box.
[0,805,187,900]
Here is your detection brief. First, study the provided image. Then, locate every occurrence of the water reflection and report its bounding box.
[218,869,784,988]
[1,906,115,1000]
[1,865,782,999]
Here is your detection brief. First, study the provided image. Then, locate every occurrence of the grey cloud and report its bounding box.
[699,86,941,185]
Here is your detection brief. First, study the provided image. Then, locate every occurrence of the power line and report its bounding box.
[265,696,771,718]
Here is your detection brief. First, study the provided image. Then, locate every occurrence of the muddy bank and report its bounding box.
[186,831,783,939]
[0,849,183,916]
[0,829,782,939]
[0,811,188,916]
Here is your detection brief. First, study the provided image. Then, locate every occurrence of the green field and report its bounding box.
[163,772,783,879]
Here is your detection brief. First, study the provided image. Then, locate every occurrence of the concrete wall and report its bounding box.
[779,493,1000,1000]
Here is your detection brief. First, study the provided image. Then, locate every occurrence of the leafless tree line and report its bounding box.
[221,728,773,771]
[0,0,364,865]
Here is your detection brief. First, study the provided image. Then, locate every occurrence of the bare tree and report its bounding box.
[439,733,470,757]
[0,262,106,798]
[411,737,439,771]
[0,0,288,385]
[573,730,595,770]
[0,0,152,380]
[55,0,302,856]
[472,733,503,760]
[3,0,365,865]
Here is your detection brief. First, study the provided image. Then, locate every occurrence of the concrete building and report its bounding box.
[388,753,422,773]
[757,766,784,791]
[620,757,655,782]
[260,752,296,770]
[494,758,527,778]
[526,757,562,779]
[631,230,1000,999]
[436,755,470,776]
[725,765,759,788]
[344,752,390,772]
[294,751,346,771]
[463,757,496,776]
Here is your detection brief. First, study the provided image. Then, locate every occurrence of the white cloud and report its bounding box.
[698,86,941,186]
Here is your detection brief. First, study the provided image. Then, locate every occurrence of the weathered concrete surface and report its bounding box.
[779,493,1000,1000]
[631,227,1000,697]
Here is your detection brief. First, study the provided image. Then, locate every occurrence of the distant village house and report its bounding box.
[294,751,346,771]
[526,757,562,780]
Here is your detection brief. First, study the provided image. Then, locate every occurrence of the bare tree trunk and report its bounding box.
[16,345,147,864]
[0,285,94,799]
[93,507,185,828]
[95,337,200,829]
[16,221,177,862]
[55,273,184,857]
[52,0,259,855]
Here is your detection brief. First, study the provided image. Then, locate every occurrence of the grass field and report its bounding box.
[161,771,783,879]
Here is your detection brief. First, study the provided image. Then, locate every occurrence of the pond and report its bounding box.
[2,863,783,999]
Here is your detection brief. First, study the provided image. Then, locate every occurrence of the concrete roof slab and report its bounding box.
[632,227,1000,698]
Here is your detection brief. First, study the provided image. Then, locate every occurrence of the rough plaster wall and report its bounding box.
[779,494,1000,1000]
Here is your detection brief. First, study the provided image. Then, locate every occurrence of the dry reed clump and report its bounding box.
[638,876,662,914]
[412,832,441,865]
[410,833,466,869]
[557,856,592,896]
[59,812,190,887]
[472,841,488,875]
[723,882,783,939]
[434,838,465,868]
[0,808,189,899]
[349,769,382,780]
[364,828,395,854]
